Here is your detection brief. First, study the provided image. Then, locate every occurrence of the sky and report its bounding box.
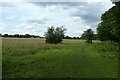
[0,0,114,37]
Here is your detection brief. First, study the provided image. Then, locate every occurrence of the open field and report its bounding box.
[2,38,118,78]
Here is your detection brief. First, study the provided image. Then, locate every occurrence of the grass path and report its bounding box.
[2,38,118,78]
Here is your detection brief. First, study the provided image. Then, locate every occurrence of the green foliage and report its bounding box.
[93,41,118,59]
[97,23,114,41]
[45,26,67,44]
[64,36,80,39]
[2,34,40,38]
[2,34,9,37]
[2,38,118,78]
[97,1,120,42]
[0,33,2,37]
[81,29,94,43]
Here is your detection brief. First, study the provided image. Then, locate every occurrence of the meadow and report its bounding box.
[2,38,118,78]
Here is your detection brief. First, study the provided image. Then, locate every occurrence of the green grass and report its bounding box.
[2,38,118,78]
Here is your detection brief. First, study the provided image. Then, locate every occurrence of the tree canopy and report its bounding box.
[45,26,67,44]
[81,29,94,44]
[97,1,120,43]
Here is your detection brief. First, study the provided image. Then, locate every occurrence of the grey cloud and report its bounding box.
[30,2,89,9]
[26,18,48,25]
[27,19,45,24]
[71,2,104,24]
[31,2,101,23]
[73,12,100,23]
[2,1,112,37]
[31,2,102,23]
[30,2,105,33]
[111,0,120,2]
[1,2,14,7]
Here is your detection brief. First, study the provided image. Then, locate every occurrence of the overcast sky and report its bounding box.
[0,0,114,37]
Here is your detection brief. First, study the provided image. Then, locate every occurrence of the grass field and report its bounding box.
[2,38,118,78]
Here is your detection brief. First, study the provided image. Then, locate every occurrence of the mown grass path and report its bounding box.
[2,38,118,78]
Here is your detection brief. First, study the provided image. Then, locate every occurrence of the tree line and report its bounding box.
[0,33,42,38]
[0,33,87,39]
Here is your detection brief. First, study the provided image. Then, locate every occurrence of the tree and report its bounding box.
[2,34,8,37]
[25,34,31,38]
[80,33,86,39]
[97,1,120,43]
[14,34,19,38]
[0,33,2,37]
[97,23,114,41]
[93,34,98,40]
[64,36,71,39]
[82,29,94,44]
[45,26,67,44]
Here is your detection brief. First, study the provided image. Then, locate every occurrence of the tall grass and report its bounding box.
[2,38,118,78]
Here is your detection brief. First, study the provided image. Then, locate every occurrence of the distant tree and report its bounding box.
[9,35,14,37]
[19,35,24,38]
[0,33,2,37]
[82,29,94,44]
[76,37,80,39]
[73,37,76,39]
[64,36,73,39]
[25,34,31,38]
[14,34,19,38]
[80,33,86,39]
[2,34,8,37]
[72,37,80,39]
[45,26,67,44]
[64,36,70,39]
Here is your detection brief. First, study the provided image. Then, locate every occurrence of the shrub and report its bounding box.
[45,26,67,44]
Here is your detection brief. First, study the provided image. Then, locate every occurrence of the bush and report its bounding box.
[45,26,67,44]
[81,29,94,44]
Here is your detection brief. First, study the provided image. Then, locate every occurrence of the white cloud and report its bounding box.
[0,22,8,34]
[111,0,120,2]
[0,7,2,13]
[0,0,24,2]
[0,0,116,2]
[11,24,33,35]
[16,24,32,29]
[11,23,46,36]
[1,1,114,37]
[6,15,17,20]
[0,23,4,33]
